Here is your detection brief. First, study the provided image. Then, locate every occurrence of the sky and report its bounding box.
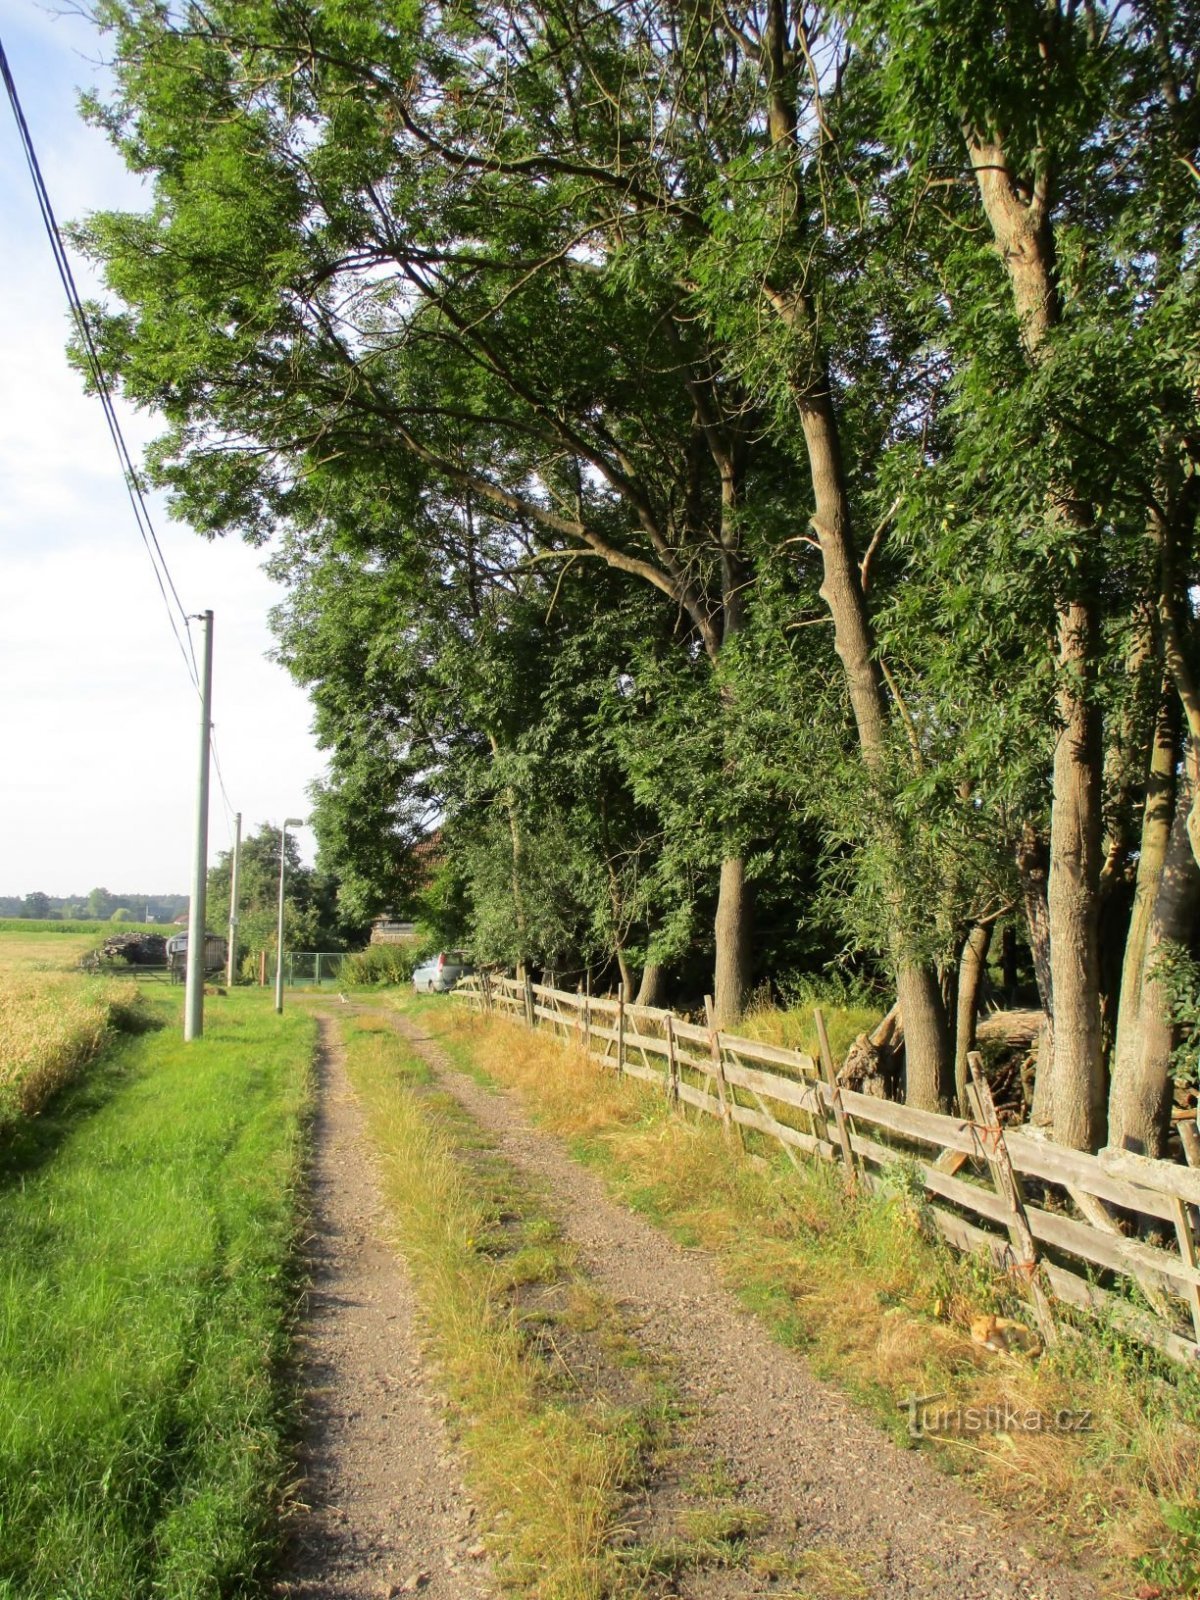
[0,1,324,895]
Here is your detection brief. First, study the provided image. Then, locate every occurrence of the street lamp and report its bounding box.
[275,817,305,1014]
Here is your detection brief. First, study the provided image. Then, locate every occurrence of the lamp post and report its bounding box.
[274,817,305,1014]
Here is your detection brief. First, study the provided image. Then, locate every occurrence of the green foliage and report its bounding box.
[71,0,1200,1132]
[207,821,365,960]
[341,942,428,986]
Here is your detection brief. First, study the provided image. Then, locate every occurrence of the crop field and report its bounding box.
[0,933,315,1600]
[0,926,139,1133]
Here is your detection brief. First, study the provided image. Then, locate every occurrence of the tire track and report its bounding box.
[277,1017,495,1600]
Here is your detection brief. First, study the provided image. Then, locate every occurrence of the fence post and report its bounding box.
[315,952,322,986]
[258,949,267,987]
[703,996,734,1143]
[583,970,592,1057]
[665,1010,679,1104]
[966,1051,1057,1345]
[524,970,536,1029]
[814,1007,857,1195]
[616,982,626,1076]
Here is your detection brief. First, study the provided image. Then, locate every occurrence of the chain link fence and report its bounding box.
[283,952,347,987]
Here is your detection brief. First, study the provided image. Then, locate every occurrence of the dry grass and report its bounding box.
[0,930,100,975]
[415,1000,1200,1592]
[736,994,883,1065]
[0,971,138,1131]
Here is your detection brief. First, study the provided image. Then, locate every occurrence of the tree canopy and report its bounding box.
[75,0,1199,1151]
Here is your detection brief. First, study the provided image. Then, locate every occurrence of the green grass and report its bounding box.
[0,918,164,938]
[0,988,315,1600]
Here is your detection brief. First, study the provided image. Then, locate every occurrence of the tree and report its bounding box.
[73,0,1200,1147]
[206,823,360,964]
[21,892,50,920]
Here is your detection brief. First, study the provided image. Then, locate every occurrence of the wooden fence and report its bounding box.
[451,973,1200,1367]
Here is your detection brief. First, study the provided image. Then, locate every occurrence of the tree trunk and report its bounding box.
[761,0,951,1107]
[966,134,1105,1149]
[635,962,666,1009]
[1016,827,1054,1125]
[1109,770,1199,1155]
[713,856,752,1027]
[615,946,633,998]
[954,921,993,1115]
[1046,602,1105,1150]
[1109,682,1178,1131]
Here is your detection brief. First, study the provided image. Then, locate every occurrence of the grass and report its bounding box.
[339,1012,684,1600]
[0,928,142,1134]
[736,993,883,1065]
[412,998,1200,1593]
[0,987,315,1600]
[0,918,162,940]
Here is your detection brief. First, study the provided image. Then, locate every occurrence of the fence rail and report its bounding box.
[451,973,1200,1367]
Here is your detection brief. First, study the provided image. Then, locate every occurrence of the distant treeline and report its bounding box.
[0,891,188,924]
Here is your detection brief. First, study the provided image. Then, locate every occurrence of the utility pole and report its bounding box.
[184,610,213,1041]
[275,816,304,1014]
[226,810,241,988]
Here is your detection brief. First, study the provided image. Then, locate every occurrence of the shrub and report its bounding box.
[342,943,425,986]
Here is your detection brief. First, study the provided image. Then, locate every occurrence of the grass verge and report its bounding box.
[339,1012,685,1600]
[0,988,315,1600]
[411,998,1200,1594]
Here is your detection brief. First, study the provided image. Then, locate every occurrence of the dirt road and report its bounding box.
[384,1009,1100,1600]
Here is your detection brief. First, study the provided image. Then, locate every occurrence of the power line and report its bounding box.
[0,32,199,689]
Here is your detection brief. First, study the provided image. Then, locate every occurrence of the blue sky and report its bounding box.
[0,1,323,895]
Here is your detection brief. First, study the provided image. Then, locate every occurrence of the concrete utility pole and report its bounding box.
[274,816,304,1014]
[184,609,214,1042]
[226,810,241,988]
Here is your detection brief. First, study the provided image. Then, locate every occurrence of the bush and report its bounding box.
[341,943,425,986]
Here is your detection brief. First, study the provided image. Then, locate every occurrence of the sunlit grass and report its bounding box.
[0,988,314,1599]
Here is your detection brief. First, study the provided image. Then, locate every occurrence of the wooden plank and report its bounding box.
[1024,1203,1200,1294]
[814,1007,857,1193]
[847,1130,1014,1229]
[1041,1262,1200,1366]
[670,1018,716,1048]
[704,996,734,1144]
[721,1035,820,1076]
[617,983,626,1077]
[1170,1195,1200,1343]
[1005,1133,1178,1224]
[1098,1146,1200,1208]
[718,1058,825,1116]
[839,1089,982,1156]
[966,1053,1057,1344]
[728,1100,837,1160]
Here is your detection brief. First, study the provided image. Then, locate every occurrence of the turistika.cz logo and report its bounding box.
[902,1393,1094,1440]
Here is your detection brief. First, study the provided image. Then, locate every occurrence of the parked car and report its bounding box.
[411,950,474,993]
